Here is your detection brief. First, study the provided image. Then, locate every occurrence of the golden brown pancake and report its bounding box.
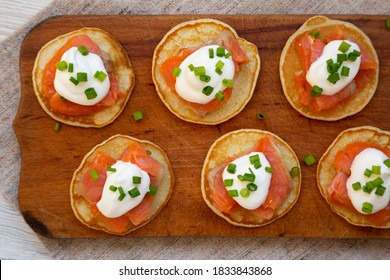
[280,16,379,121]
[33,28,135,127]
[201,129,301,227]
[152,19,260,125]
[317,126,390,228]
[70,135,174,235]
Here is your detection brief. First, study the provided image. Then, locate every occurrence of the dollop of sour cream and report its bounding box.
[97,161,150,218]
[306,40,361,95]
[175,45,235,104]
[222,152,272,210]
[346,148,390,214]
[54,47,110,106]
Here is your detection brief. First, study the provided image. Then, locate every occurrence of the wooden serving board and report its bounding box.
[14,15,390,238]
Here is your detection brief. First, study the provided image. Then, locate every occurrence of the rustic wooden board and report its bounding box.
[14,15,390,238]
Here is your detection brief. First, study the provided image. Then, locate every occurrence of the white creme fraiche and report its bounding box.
[306,40,361,95]
[346,148,390,214]
[97,161,150,218]
[54,47,110,106]
[222,152,272,210]
[175,45,235,104]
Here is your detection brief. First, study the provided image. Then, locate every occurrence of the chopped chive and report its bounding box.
[89,169,99,180]
[326,58,334,65]
[118,193,126,201]
[146,149,152,155]
[133,111,143,121]
[242,173,255,182]
[202,85,214,96]
[107,166,116,172]
[310,85,323,97]
[352,182,362,191]
[68,63,74,73]
[132,176,141,184]
[362,202,373,214]
[148,185,157,196]
[364,168,372,177]
[363,182,375,193]
[248,167,254,175]
[237,174,244,181]
[215,67,223,75]
[69,76,79,86]
[215,60,225,70]
[109,185,117,192]
[341,66,350,77]
[337,53,348,63]
[209,48,214,58]
[199,74,211,82]
[84,87,97,100]
[246,183,258,192]
[78,45,89,56]
[348,50,361,62]
[254,161,262,169]
[215,91,225,102]
[188,64,195,71]
[172,67,181,77]
[372,165,381,175]
[224,179,234,187]
[265,166,274,174]
[304,154,316,166]
[338,41,351,53]
[94,70,107,82]
[327,72,340,84]
[256,113,266,120]
[118,186,125,195]
[386,19,390,31]
[54,122,61,131]
[224,51,232,59]
[375,185,386,196]
[222,78,234,88]
[227,163,236,174]
[77,72,88,82]
[384,159,390,167]
[327,61,341,74]
[249,154,260,165]
[371,177,384,187]
[194,66,206,76]
[310,29,321,39]
[128,187,141,198]
[240,188,250,198]
[55,60,67,71]
[228,189,238,197]
[216,46,225,57]
[290,166,300,178]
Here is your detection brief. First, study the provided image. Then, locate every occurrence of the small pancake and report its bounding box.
[201,129,301,227]
[152,19,260,125]
[33,28,135,127]
[280,16,379,121]
[70,135,174,235]
[317,126,390,228]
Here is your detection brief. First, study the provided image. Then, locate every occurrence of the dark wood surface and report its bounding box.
[14,15,390,238]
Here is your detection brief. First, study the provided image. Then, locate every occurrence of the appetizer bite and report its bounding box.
[201,129,301,227]
[317,126,390,228]
[280,16,379,121]
[152,19,260,124]
[71,135,174,235]
[33,28,135,127]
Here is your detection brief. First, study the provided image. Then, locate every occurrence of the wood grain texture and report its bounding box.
[14,14,390,238]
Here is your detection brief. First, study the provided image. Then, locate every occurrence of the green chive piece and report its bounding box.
[337,53,348,63]
[107,166,116,172]
[194,66,206,76]
[132,176,141,184]
[54,122,61,131]
[265,166,274,173]
[216,60,225,70]
[240,188,250,198]
[109,185,117,192]
[215,91,224,102]
[89,169,99,180]
[148,185,157,196]
[188,64,195,71]
[248,167,254,175]
[146,150,152,155]
[216,46,225,57]
[227,163,237,174]
[256,113,266,120]
[209,48,214,58]
[225,51,232,59]
[246,183,258,191]
[348,50,361,62]
[352,182,362,191]
[224,179,234,187]
[215,67,223,75]
[77,72,88,82]
[69,76,79,86]
[372,165,381,175]
[199,74,211,82]
[228,189,239,197]
[133,111,143,121]
[222,79,234,88]
[304,154,316,166]
[384,159,390,167]
[327,72,340,84]
[375,185,386,196]
[202,86,214,96]
[94,70,107,82]
[172,67,181,77]
[338,41,351,53]
[60,95,67,102]
[326,58,334,65]
[118,193,126,201]
[363,182,375,193]
[364,168,372,177]
[310,85,323,97]
[341,66,350,77]
[237,174,244,181]
[386,19,390,31]
[242,173,255,182]
[128,187,141,198]
[254,161,262,169]
[68,63,74,73]
[362,202,373,214]
[327,61,341,74]
[84,88,97,100]
[55,61,68,71]
[249,154,260,165]
[310,30,321,39]
[78,45,89,56]
[290,167,300,178]
[372,177,384,187]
